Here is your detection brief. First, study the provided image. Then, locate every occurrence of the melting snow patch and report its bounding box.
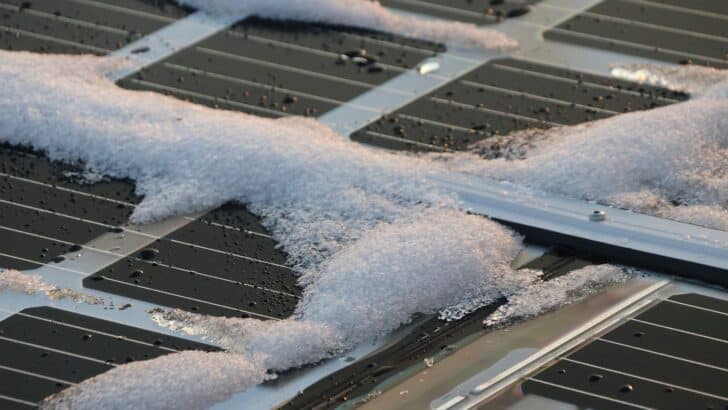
[0,269,103,304]
[484,265,633,327]
[176,0,518,51]
[465,65,728,231]
[611,64,728,97]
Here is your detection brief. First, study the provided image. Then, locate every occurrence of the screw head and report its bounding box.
[590,210,607,222]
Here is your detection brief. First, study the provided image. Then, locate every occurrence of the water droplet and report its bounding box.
[138,248,159,260]
[588,373,603,382]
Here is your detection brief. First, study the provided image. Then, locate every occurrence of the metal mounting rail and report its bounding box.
[432,171,728,286]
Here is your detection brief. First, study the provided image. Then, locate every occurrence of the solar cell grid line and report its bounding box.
[350,57,686,151]
[544,0,728,68]
[0,306,217,407]
[0,0,191,54]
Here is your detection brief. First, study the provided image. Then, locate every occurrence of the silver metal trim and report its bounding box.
[108,11,240,81]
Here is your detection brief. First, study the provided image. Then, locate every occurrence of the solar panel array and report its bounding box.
[0,0,190,54]
[522,293,728,409]
[0,306,216,409]
[545,0,728,68]
[1,1,727,408]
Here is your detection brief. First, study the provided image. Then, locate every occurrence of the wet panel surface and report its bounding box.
[545,0,728,68]
[522,293,728,410]
[0,143,301,319]
[117,17,444,117]
[0,0,191,54]
[352,57,687,151]
[380,0,542,25]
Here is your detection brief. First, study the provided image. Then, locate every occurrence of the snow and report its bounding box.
[176,0,518,51]
[4,53,725,409]
[0,269,103,304]
[464,65,728,231]
[484,265,633,327]
[41,351,269,410]
[611,64,728,97]
[0,51,628,408]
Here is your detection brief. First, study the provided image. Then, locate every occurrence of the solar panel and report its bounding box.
[351,57,687,151]
[545,0,728,68]
[117,17,444,117]
[0,0,191,55]
[0,306,217,408]
[522,293,728,409]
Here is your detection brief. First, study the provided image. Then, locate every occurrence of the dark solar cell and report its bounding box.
[544,0,728,68]
[0,201,108,245]
[352,58,687,151]
[0,396,35,410]
[117,17,443,117]
[522,294,728,410]
[379,0,542,25]
[0,306,216,406]
[0,0,189,54]
[0,227,73,270]
[669,292,728,314]
[634,298,728,341]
